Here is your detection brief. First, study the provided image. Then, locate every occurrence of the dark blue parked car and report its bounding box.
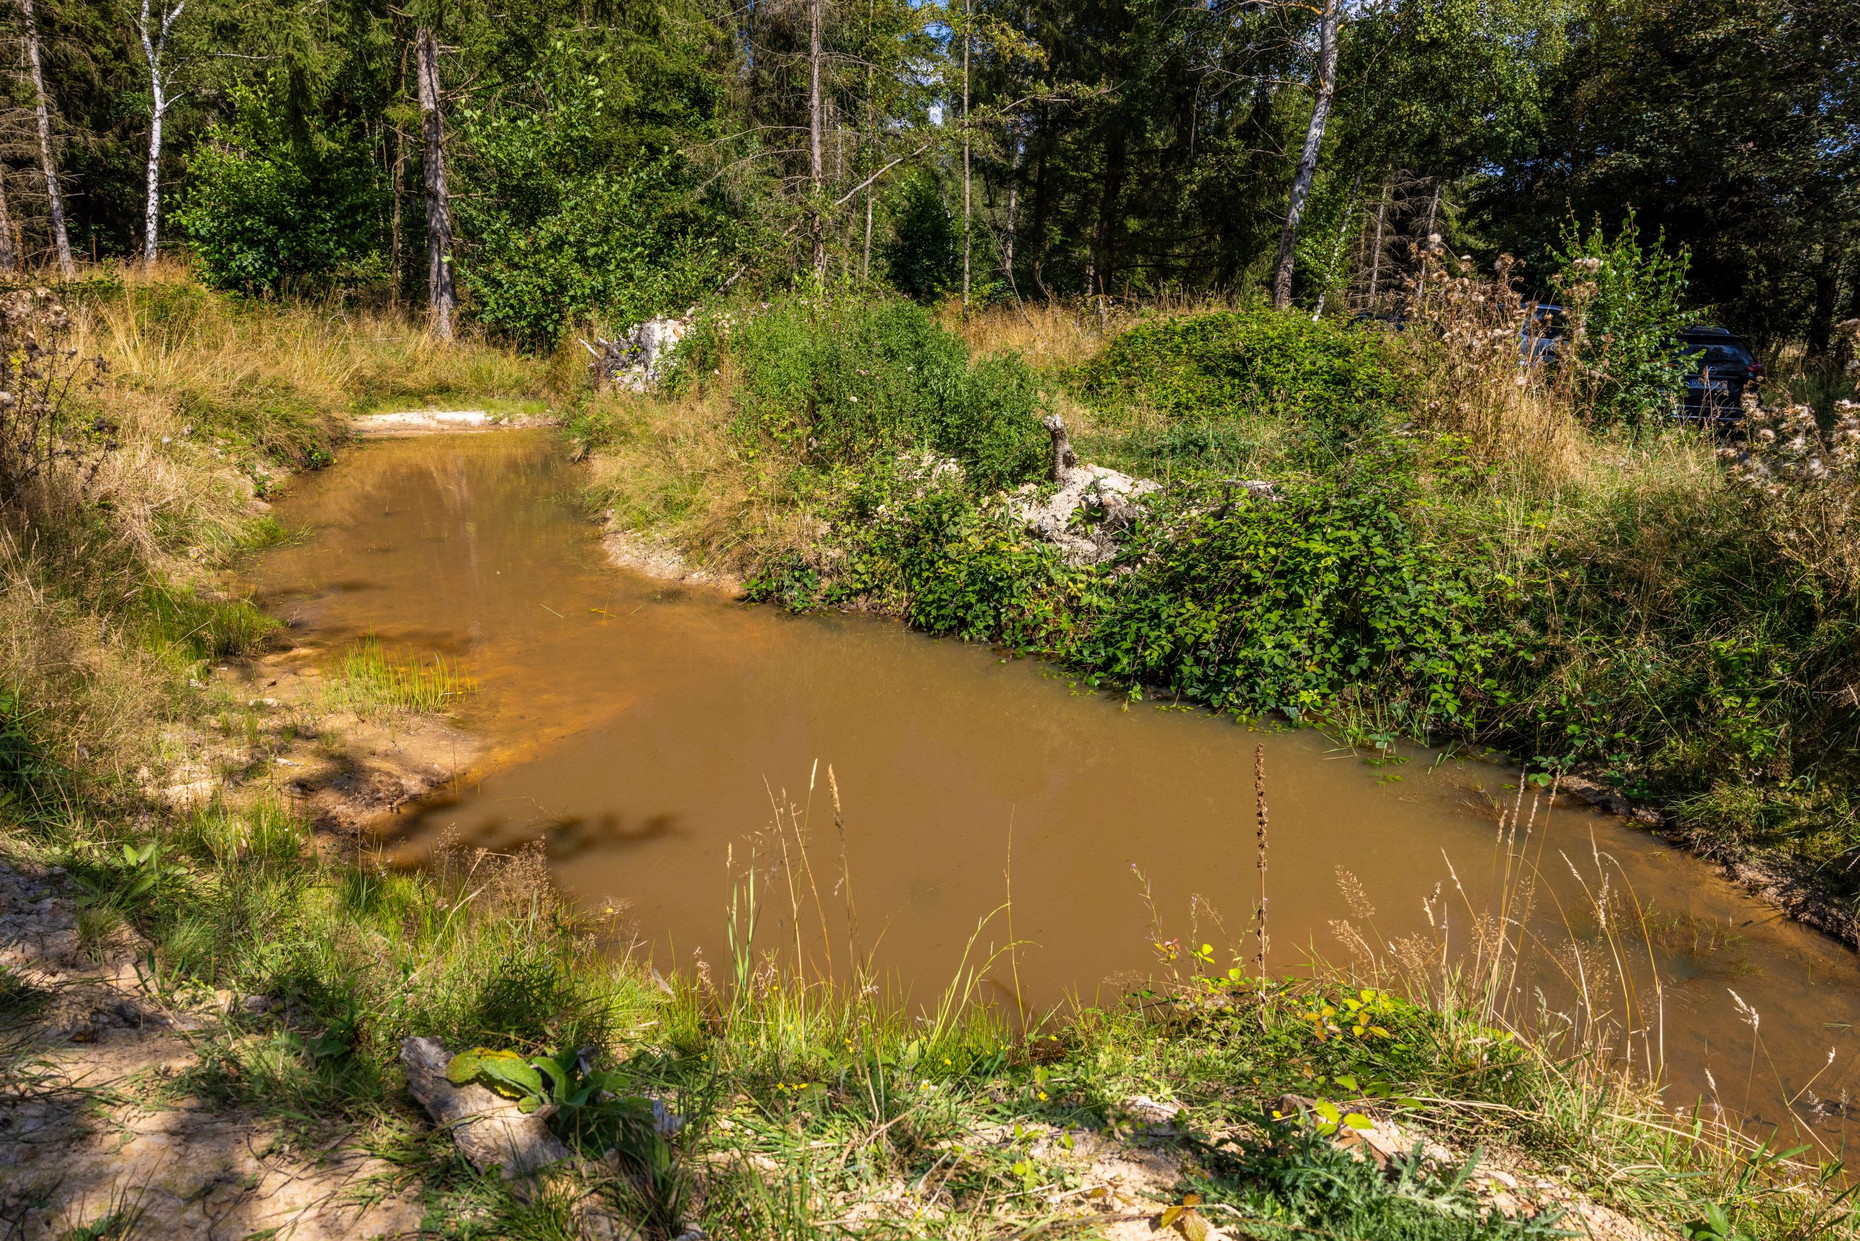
[1676,326,1763,423]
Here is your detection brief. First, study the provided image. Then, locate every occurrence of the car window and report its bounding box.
[1681,341,1752,365]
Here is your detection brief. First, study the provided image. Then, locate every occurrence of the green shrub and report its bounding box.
[457,42,730,352]
[879,168,961,301]
[1553,215,1691,428]
[681,296,1048,492]
[759,463,1505,738]
[1083,478,1504,727]
[176,82,385,295]
[1482,477,1860,843]
[1071,309,1405,437]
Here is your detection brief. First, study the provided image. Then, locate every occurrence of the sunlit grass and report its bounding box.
[316,639,475,720]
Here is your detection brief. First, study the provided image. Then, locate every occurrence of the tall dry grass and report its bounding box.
[0,268,563,798]
[1405,256,1590,483]
[941,291,1239,370]
[85,270,567,418]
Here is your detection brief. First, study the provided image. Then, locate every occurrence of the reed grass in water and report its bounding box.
[317,638,475,720]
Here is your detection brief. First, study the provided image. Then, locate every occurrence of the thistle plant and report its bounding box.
[1721,396,1860,598]
[0,290,110,508]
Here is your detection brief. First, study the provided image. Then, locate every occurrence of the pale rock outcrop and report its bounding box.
[583,310,697,392]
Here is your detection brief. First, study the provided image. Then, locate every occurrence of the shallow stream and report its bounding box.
[249,431,1860,1149]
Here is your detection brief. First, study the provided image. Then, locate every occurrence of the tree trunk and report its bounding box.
[389,39,409,307]
[0,168,17,273]
[1092,118,1127,296]
[1414,182,1441,308]
[1807,259,1837,358]
[138,0,182,268]
[1028,108,1052,296]
[389,126,404,306]
[809,0,824,281]
[22,0,72,277]
[961,0,970,307]
[862,7,873,283]
[416,26,455,341]
[142,102,164,267]
[1366,182,1386,310]
[1004,135,1020,275]
[1272,0,1339,312]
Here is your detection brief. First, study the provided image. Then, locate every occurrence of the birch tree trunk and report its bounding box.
[137,0,183,268]
[416,26,455,341]
[1366,182,1386,311]
[1272,0,1339,312]
[809,0,824,281]
[961,0,970,308]
[22,0,72,277]
[862,9,873,283]
[389,39,408,306]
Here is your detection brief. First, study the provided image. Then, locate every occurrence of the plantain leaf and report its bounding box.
[450,1048,546,1099]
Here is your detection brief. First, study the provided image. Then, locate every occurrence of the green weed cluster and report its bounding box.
[317,639,476,721]
[669,296,1051,492]
[1072,306,1405,433]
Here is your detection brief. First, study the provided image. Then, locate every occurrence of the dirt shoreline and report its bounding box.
[350,410,558,437]
[600,528,743,594]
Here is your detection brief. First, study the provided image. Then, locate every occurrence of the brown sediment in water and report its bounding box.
[247,430,1860,1152]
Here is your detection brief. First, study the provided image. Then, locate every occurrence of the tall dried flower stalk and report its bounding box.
[1723,396,1860,600]
[1253,743,1269,989]
[1405,252,1585,481]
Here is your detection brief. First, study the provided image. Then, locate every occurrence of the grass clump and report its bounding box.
[669,294,1051,491]
[316,638,476,721]
[141,581,278,662]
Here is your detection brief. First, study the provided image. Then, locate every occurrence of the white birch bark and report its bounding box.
[137,0,184,267]
[416,27,455,341]
[1272,0,1340,312]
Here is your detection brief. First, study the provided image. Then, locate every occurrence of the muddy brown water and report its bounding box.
[250,431,1860,1149]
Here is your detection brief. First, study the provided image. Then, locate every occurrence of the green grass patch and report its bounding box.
[670,295,1052,493]
[141,582,278,663]
[316,638,476,720]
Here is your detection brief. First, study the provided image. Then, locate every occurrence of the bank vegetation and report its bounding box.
[0,270,1854,1238]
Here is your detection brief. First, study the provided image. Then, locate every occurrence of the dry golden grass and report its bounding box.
[0,268,566,796]
[1405,259,1592,486]
[585,376,808,579]
[939,292,1237,371]
[0,533,173,788]
[86,276,566,416]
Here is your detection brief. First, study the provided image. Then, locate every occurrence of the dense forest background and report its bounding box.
[3,0,1855,353]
